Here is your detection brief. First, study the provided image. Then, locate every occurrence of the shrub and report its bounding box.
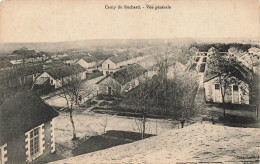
[104,96,115,101]
[90,100,98,105]
[109,101,118,106]
[99,101,110,106]
[97,94,105,100]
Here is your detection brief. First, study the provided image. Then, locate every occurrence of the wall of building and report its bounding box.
[102,59,117,70]
[36,72,57,88]
[0,143,8,164]
[1,120,55,163]
[5,132,26,163]
[204,76,249,105]
[98,77,121,95]
[77,59,96,69]
[36,120,55,161]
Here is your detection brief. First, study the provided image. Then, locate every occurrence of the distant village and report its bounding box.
[0,42,259,163]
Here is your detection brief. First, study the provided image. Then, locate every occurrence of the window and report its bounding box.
[0,144,7,164]
[30,128,40,157]
[108,64,110,69]
[199,63,206,72]
[233,85,238,91]
[0,148,1,164]
[215,84,220,90]
[50,80,53,84]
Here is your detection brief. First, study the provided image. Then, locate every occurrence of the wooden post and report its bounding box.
[256,106,259,121]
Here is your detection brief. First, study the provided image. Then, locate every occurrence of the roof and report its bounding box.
[203,62,253,83]
[34,77,49,85]
[248,47,260,54]
[45,64,85,79]
[81,57,96,63]
[109,55,132,64]
[0,89,59,145]
[0,64,43,79]
[97,64,146,85]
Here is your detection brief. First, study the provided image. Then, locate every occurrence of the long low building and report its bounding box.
[101,54,150,76]
[96,64,147,95]
[33,64,86,91]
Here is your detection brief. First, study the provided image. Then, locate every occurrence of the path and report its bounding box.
[42,76,104,107]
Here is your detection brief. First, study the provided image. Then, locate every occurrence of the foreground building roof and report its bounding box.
[0,89,59,145]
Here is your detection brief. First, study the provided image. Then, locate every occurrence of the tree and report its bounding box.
[12,47,36,64]
[171,70,199,119]
[126,75,158,139]
[207,52,242,118]
[56,68,94,140]
[152,43,192,113]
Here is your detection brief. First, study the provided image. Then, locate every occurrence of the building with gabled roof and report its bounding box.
[96,64,147,95]
[101,54,149,76]
[33,64,86,90]
[0,89,59,163]
[203,64,253,105]
[248,47,260,56]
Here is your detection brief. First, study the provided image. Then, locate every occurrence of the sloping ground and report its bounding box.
[50,123,260,163]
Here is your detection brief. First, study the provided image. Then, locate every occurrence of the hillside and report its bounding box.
[50,123,260,163]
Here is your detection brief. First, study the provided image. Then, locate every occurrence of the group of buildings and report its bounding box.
[1,45,259,163]
[190,46,260,106]
[0,49,152,164]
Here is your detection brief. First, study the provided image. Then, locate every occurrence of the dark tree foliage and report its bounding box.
[207,52,255,118]
[189,43,257,52]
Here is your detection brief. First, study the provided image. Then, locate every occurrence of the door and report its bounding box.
[232,85,239,104]
[214,84,221,103]
[108,87,112,96]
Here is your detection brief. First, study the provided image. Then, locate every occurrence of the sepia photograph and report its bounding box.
[0,0,260,163]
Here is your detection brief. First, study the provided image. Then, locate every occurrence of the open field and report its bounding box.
[51,123,260,163]
[39,110,181,163]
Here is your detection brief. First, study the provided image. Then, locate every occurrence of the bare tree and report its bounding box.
[55,67,94,140]
[126,75,158,139]
[100,114,108,134]
[172,70,199,119]
[153,43,192,113]
[207,52,249,118]
[57,76,82,140]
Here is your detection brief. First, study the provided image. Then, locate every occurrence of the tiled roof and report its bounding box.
[97,64,147,85]
[248,47,260,53]
[203,62,253,83]
[0,89,59,145]
[109,55,131,64]
[34,77,49,85]
[45,64,85,79]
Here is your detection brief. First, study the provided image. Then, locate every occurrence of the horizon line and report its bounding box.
[1,37,260,44]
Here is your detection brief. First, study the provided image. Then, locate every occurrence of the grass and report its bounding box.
[72,130,154,156]
[79,100,98,108]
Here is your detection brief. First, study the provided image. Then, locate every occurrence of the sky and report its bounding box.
[0,0,259,43]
